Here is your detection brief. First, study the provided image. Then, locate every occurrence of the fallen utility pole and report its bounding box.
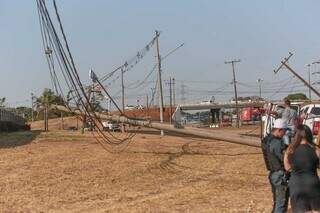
[52,105,261,148]
[274,52,320,98]
[225,59,241,128]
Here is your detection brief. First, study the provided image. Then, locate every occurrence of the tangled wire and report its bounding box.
[36,0,142,152]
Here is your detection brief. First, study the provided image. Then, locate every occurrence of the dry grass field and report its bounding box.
[0,121,277,212]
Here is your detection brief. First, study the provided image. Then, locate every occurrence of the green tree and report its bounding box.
[14,106,33,121]
[36,88,65,119]
[285,93,308,101]
[0,97,6,107]
[36,88,64,107]
[90,92,105,112]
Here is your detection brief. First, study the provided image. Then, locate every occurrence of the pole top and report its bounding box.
[274,52,294,74]
[225,59,241,64]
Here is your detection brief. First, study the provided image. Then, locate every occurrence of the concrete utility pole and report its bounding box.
[54,104,261,147]
[225,59,241,128]
[155,30,164,136]
[306,64,311,100]
[257,78,263,99]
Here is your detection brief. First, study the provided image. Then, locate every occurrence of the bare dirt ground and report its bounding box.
[0,121,275,212]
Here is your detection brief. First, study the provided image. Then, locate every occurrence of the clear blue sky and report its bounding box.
[1,0,320,107]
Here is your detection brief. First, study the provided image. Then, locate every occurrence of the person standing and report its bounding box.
[261,119,290,213]
[276,99,298,145]
[284,125,320,213]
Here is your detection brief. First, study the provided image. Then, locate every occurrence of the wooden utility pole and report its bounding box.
[82,87,92,134]
[121,68,125,132]
[155,30,164,136]
[257,78,263,99]
[44,105,48,131]
[43,107,46,131]
[274,53,320,98]
[121,68,125,112]
[306,64,311,100]
[225,59,241,128]
[31,93,34,122]
[169,77,173,124]
[172,78,176,106]
[146,94,149,109]
[60,111,64,130]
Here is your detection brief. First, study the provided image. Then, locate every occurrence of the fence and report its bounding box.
[0,108,27,131]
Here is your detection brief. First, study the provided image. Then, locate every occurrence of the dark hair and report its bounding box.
[287,124,313,154]
[284,98,291,106]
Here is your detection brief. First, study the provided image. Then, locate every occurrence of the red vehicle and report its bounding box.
[240,107,263,121]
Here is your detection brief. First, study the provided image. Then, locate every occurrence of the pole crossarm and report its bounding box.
[274,52,320,98]
[273,52,293,74]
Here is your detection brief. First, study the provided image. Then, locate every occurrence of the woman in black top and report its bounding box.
[284,124,320,213]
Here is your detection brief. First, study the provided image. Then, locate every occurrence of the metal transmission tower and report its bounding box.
[225,59,241,128]
[165,77,174,124]
[180,82,187,104]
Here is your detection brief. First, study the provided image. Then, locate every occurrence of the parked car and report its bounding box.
[124,105,136,110]
[102,121,121,132]
[299,104,320,143]
[200,96,215,105]
[262,102,302,138]
[136,105,145,109]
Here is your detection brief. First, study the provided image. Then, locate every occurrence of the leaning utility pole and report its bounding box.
[155,30,164,136]
[225,59,241,128]
[274,52,320,98]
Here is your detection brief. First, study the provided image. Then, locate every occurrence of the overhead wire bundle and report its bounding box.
[36,0,141,152]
